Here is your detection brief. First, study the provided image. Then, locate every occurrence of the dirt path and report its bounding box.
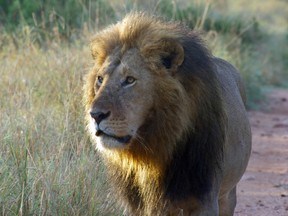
[235,89,288,215]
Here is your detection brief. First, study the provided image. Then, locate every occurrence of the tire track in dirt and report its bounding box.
[235,89,288,216]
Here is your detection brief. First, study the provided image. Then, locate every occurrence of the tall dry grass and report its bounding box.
[0,38,116,215]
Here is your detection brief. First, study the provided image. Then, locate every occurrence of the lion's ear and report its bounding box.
[90,40,107,65]
[159,39,184,72]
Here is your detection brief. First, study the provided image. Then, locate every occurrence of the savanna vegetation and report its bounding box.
[0,0,287,215]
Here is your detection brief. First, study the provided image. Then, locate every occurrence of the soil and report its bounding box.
[235,89,288,215]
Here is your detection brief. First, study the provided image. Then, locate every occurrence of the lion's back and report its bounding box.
[213,57,251,192]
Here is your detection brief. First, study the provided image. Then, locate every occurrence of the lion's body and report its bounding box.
[84,13,251,216]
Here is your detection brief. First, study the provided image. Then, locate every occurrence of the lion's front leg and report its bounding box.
[218,187,236,216]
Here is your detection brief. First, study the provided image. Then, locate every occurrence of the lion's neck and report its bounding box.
[102,149,169,214]
[103,149,165,184]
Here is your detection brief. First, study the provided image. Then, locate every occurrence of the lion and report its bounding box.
[83,12,251,216]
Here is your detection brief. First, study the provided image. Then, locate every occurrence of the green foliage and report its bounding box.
[157,0,262,45]
[0,0,116,39]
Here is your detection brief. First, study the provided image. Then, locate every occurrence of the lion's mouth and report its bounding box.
[96,130,132,144]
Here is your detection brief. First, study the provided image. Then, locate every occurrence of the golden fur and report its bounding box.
[84,12,251,216]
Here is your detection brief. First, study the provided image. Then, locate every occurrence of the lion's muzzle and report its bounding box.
[89,108,134,149]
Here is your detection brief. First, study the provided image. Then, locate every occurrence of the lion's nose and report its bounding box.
[90,111,111,125]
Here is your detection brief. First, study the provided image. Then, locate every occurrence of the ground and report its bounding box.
[235,89,288,215]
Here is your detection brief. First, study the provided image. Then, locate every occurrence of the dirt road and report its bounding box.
[235,89,288,215]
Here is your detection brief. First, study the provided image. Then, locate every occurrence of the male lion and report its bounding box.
[84,12,251,216]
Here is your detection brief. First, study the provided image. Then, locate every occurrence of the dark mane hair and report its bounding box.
[162,35,226,201]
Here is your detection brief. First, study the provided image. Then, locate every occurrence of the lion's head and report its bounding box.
[83,13,213,160]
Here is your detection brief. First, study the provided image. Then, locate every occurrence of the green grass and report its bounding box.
[0,0,287,214]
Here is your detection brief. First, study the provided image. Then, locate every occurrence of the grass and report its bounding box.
[0,0,287,215]
[0,42,113,215]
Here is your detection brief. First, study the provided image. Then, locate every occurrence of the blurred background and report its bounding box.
[0,0,287,215]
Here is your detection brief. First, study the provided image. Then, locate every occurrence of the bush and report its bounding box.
[0,0,116,40]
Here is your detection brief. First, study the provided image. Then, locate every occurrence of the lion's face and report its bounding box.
[88,48,154,150]
[85,15,190,153]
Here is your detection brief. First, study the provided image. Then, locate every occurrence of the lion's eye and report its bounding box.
[126,76,136,84]
[122,76,136,87]
[97,76,103,85]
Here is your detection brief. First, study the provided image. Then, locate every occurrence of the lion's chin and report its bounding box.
[95,133,132,151]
